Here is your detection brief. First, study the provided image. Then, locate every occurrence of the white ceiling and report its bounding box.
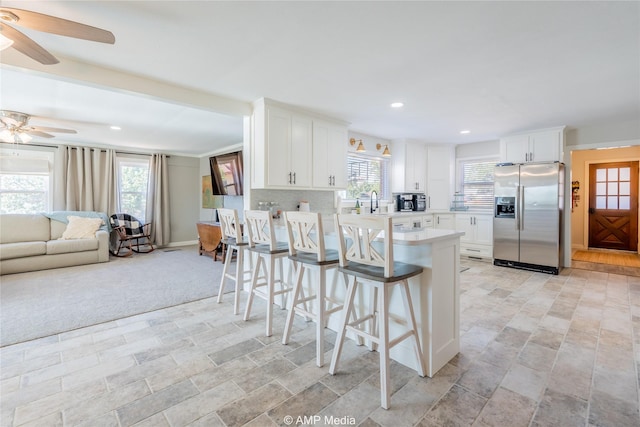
[0,1,638,157]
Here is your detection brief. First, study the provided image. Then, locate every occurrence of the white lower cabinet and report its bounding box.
[434,213,454,230]
[455,213,493,259]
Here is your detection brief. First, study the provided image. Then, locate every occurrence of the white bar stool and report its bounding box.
[243,210,292,337]
[330,213,425,410]
[281,211,345,367]
[216,208,252,315]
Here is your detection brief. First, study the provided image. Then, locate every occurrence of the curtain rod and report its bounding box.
[0,142,169,157]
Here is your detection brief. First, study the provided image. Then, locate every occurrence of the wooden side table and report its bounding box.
[196,222,224,262]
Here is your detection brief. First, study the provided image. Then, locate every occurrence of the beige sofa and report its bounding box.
[0,213,110,275]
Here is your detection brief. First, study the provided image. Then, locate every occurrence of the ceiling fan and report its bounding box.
[0,7,115,65]
[0,110,77,144]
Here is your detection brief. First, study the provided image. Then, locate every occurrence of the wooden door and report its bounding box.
[588,161,638,251]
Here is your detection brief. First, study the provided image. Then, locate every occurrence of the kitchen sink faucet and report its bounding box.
[370,190,379,214]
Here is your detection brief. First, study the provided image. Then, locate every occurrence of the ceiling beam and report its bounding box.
[0,50,252,117]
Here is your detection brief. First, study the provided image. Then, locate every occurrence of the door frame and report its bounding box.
[582,156,640,254]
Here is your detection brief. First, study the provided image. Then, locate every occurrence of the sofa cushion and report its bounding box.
[0,214,50,244]
[47,238,99,255]
[0,242,47,260]
[60,216,103,240]
[46,211,111,239]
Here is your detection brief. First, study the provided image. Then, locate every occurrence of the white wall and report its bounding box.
[167,155,200,244]
[456,140,500,159]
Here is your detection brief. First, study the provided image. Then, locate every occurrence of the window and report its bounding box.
[117,157,150,220]
[345,154,390,200]
[458,158,497,210]
[595,166,631,210]
[0,152,52,214]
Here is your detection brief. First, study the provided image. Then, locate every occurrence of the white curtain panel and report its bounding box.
[61,145,117,214]
[148,153,171,246]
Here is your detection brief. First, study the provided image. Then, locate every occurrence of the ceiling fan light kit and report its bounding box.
[0,7,115,65]
[0,110,76,143]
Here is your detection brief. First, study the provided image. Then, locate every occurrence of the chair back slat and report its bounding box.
[284,211,326,262]
[334,214,394,277]
[244,210,277,250]
[217,208,242,241]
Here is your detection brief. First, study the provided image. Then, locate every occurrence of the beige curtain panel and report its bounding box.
[148,153,171,246]
[61,145,117,214]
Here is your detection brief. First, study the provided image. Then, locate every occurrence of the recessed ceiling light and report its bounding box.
[460,130,470,134]
[110,125,121,131]
[390,102,404,108]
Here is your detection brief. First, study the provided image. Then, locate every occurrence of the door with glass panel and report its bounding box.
[588,161,638,251]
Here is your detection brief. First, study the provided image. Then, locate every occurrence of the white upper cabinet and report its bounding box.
[426,145,454,210]
[252,98,348,190]
[391,140,427,193]
[391,141,454,210]
[500,126,565,163]
[266,106,312,187]
[312,120,348,189]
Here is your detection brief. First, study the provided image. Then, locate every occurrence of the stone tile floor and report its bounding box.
[1,260,639,426]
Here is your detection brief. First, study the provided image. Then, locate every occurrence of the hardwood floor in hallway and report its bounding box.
[572,248,640,277]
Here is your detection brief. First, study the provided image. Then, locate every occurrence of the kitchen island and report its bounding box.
[269,213,463,376]
[319,217,464,377]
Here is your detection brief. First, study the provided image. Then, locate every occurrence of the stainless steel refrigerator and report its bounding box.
[493,162,564,274]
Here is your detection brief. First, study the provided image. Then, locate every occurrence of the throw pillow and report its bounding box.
[60,216,103,240]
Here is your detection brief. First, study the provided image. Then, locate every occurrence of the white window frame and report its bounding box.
[116,154,150,221]
[456,155,499,211]
[339,152,391,202]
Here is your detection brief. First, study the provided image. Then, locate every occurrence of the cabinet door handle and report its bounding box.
[437,216,440,225]
[288,172,292,184]
[293,172,296,184]
[530,152,533,161]
[470,217,473,225]
[428,196,431,209]
[525,153,528,162]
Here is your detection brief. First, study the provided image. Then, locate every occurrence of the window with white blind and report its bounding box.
[458,159,497,210]
[344,154,390,200]
[0,151,53,214]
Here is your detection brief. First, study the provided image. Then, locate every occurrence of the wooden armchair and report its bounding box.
[110,213,155,257]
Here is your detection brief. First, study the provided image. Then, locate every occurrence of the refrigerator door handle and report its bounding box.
[514,184,520,230]
[520,185,525,230]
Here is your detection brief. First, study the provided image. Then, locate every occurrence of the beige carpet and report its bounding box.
[0,245,229,347]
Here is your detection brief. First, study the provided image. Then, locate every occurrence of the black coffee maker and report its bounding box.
[396,194,414,212]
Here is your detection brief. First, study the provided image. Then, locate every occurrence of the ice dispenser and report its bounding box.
[494,197,515,218]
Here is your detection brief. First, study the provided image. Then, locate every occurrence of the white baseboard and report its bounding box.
[165,240,199,248]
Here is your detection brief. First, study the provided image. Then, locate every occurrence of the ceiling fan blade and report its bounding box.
[0,22,58,64]
[1,8,115,44]
[25,130,55,138]
[31,126,77,134]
